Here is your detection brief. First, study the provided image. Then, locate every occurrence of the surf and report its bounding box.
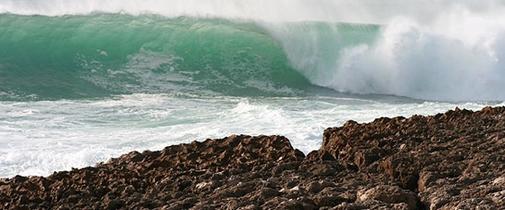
[2,0,505,101]
[1,0,505,178]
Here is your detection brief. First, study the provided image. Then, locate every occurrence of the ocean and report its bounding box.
[1,0,504,177]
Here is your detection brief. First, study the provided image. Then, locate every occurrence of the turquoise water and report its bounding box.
[0,14,379,100]
[0,13,502,177]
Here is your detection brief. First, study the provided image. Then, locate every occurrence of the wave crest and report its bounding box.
[2,3,505,101]
[0,14,311,100]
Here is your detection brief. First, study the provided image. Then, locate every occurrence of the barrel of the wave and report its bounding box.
[0,14,311,100]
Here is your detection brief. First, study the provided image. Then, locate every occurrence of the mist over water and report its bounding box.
[1,0,503,23]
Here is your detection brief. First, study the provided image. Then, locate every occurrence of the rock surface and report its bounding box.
[1,107,504,209]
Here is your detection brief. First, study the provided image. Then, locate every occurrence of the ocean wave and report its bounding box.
[2,1,505,101]
[0,14,312,100]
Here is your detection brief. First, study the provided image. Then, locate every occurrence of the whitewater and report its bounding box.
[1,0,505,177]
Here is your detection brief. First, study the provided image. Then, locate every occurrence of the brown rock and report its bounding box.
[310,164,337,176]
[356,185,419,210]
[1,107,504,209]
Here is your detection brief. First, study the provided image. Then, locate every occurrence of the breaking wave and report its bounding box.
[2,0,505,101]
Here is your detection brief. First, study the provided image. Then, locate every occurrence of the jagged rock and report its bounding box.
[356,185,419,210]
[1,107,504,209]
[308,163,340,176]
[322,106,505,209]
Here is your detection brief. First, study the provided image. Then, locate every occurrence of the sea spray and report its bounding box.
[2,1,505,100]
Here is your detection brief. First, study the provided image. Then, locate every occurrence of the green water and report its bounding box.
[0,14,380,100]
[0,13,500,178]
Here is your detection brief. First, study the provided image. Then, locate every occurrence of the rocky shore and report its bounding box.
[1,107,505,209]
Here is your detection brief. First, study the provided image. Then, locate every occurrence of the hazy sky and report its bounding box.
[1,0,504,24]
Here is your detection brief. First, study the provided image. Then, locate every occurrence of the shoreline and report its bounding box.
[1,107,505,209]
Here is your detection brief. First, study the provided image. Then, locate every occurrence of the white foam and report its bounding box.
[265,6,505,101]
[0,94,499,177]
[1,1,505,177]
